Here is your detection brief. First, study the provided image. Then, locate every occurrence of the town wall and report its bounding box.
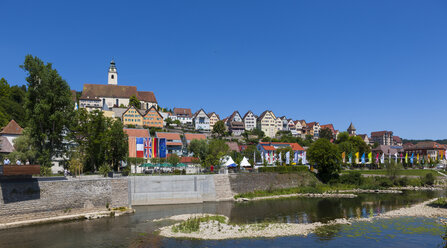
[0,177,129,216]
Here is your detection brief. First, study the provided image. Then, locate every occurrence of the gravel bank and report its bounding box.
[235,193,357,202]
[158,198,447,240]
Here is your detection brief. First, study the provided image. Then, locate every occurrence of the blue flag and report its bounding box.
[159,138,167,158]
[361,153,366,164]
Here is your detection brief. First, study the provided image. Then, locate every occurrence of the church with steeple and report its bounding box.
[78,60,157,111]
[347,122,356,135]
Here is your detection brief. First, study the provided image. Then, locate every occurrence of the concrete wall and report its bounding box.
[130,175,217,205]
[0,178,129,217]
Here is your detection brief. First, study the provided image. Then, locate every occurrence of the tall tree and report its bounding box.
[129,95,141,108]
[212,120,226,138]
[106,119,128,171]
[21,55,74,167]
[319,127,334,141]
[307,138,341,183]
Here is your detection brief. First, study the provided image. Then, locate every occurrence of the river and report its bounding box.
[0,190,445,247]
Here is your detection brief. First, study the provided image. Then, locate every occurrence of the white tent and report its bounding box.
[222,156,237,168]
[240,157,251,167]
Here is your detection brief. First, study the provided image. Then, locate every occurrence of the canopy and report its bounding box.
[224,156,237,168]
[240,157,251,167]
[140,163,155,167]
[176,163,187,167]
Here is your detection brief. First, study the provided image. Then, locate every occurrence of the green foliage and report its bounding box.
[40,166,52,176]
[386,160,402,181]
[0,78,27,128]
[241,144,261,165]
[307,138,341,183]
[335,172,363,186]
[319,127,334,140]
[422,173,435,186]
[167,153,180,166]
[68,152,83,176]
[172,215,227,233]
[188,139,208,161]
[98,164,111,177]
[21,55,74,166]
[7,128,37,164]
[258,166,308,173]
[336,132,370,162]
[121,166,130,176]
[129,95,141,109]
[428,197,447,208]
[212,120,226,137]
[70,109,128,172]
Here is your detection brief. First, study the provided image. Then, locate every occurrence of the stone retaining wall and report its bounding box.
[0,178,129,217]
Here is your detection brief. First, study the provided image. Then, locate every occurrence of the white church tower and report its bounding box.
[108,60,118,85]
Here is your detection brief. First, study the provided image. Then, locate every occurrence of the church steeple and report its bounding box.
[108,59,118,85]
[347,122,356,135]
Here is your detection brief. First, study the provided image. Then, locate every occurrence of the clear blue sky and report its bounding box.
[1,0,446,139]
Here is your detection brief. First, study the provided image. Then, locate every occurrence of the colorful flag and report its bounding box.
[405,152,408,163]
[144,138,152,158]
[286,151,290,165]
[380,153,385,164]
[159,138,167,158]
[302,152,307,164]
[361,153,365,164]
[375,153,379,164]
[293,151,298,163]
[394,153,398,163]
[410,153,414,164]
[355,152,359,164]
[348,152,352,164]
[136,137,144,158]
[368,152,372,164]
[417,153,419,163]
[342,152,346,163]
[152,137,158,158]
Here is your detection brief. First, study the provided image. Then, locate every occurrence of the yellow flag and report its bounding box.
[417,153,419,163]
[342,152,346,163]
[355,152,359,164]
[368,152,372,163]
[405,152,408,163]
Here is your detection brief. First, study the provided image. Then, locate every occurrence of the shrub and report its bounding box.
[397,177,409,187]
[422,173,435,186]
[121,166,130,176]
[258,166,308,173]
[338,172,363,186]
[40,166,52,176]
[98,164,111,177]
[376,177,393,188]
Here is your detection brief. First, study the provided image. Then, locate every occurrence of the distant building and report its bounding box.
[79,60,157,111]
[393,136,403,146]
[371,131,393,146]
[192,109,210,131]
[208,112,220,130]
[242,111,257,131]
[173,108,193,125]
[226,111,244,136]
[184,133,207,145]
[347,123,356,136]
[306,122,320,138]
[257,110,278,138]
[404,141,445,159]
[0,120,23,156]
[156,132,183,156]
[142,106,164,128]
[320,124,338,140]
[357,134,370,145]
[122,106,143,126]
[123,128,150,158]
[257,142,305,165]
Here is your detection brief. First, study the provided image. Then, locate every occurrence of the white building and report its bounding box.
[243,111,257,131]
[192,109,210,131]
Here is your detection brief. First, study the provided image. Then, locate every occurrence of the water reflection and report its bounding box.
[0,190,442,248]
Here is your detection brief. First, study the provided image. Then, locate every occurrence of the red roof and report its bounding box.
[259,142,305,151]
[393,136,402,143]
[166,155,199,163]
[0,120,23,135]
[167,142,183,146]
[184,133,206,141]
[123,128,150,138]
[156,132,181,140]
[263,146,276,151]
[371,131,393,137]
[173,108,192,117]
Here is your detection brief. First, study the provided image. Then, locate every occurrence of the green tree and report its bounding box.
[7,128,37,164]
[188,139,208,161]
[307,138,341,183]
[129,95,141,108]
[319,127,333,141]
[106,119,128,171]
[21,55,74,167]
[167,153,180,166]
[212,120,226,138]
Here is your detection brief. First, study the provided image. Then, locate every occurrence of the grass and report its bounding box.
[428,197,447,208]
[343,169,439,177]
[171,215,227,233]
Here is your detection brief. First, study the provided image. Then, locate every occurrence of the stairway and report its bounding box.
[213,174,234,201]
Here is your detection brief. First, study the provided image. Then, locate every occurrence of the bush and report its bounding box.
[98,164,111,177]
[337,172,363,186]
[258,166,308,173]
[397,177,409,187]
[121,166,130,176]
[422,173,435,186]
[40,166,52,176]
[376,177,393,188]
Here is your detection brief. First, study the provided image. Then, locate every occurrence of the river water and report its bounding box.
[0,191,445,248]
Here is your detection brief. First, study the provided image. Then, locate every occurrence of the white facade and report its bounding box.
[193,109,210,130]
[108,60,118,85]
[243,111,257,131]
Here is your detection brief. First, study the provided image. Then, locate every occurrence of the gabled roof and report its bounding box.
[393,136,402,143]
[321,124,335,134]
[184,133,206,141]
[405,141,444,150]
[371,131,393,137]
[173,108,192,118]
[0,136,14,153]
[0,120,23,135]
[156,132,181,140]
[142,106,163,118]
[347,122,356,131]
[243,110,254,120]
[192,109,208,119]
[306,122,319,128]
[228,111,242,123]
[357,134,369,140]
[122,105,144,118]
[81,84,137,100]
[123,128,149,138]
[257,110,276,121]
[207,112,220,119]
[297,120,306,126]
[137,91,157,103]
[258,142,305,151]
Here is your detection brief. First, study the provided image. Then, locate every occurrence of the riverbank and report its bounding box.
[158,198,447,240]
[236,193,357,202]
[0,207,134,230]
